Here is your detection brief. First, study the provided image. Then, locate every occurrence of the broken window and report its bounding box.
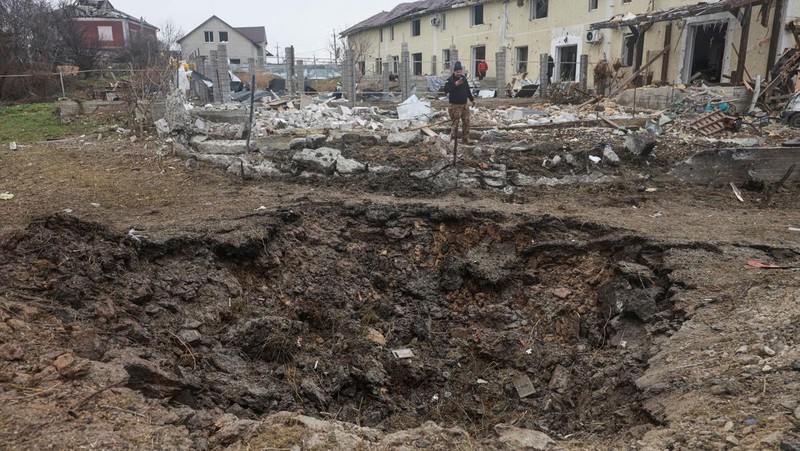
[589,0,598,10]
[472,5,484,26]
[229,58,240,65]
[442,13,446,30]
[204,31,213,43]
[358,60,365,76]
[380,29,384,43]
[412,53,423,75]
[443,49,451,69]
[412,19,421,37]
[390,26,395,41]
[558,45,578,81]
[622,34,635,67]
[219,31,228,42]
[687,21,728,83]
[376,57,383,75]
[516,46,529,73]
[392,56,399,74]
[97,26,113,41]
[531,0,548,19]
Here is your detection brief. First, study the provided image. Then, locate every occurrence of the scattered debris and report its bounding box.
[391,349,414,359]
[730,183,744,202]
[513,375,536,398]
[0,192,14,200]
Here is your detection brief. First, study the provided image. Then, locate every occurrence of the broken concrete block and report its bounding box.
[602,145,621,166]
[289,138,307,150]
[509,173,536,186]
[625,134,657,157]
[196,140,248,155]
[154,118,170,137]
[335,155,366,174]
[292,147,341,174]
[339,105,352,116]
[387,130,421,145]
[493,424,555,451]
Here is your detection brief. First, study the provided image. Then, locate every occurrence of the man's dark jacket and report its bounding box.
[444,75,474,105]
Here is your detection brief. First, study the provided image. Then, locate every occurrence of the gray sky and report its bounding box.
[107,0,404,60]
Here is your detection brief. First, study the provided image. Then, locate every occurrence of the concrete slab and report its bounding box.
[667,147,800,185]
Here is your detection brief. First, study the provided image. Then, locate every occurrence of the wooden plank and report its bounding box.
[661,23,673,84]
[735,6,753,84]
[599,115,626,131]
[608,45,670,98]
[421,127,437,137]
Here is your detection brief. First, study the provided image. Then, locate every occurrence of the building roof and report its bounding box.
[178,15,267,46]
[235,26,267,44]
[68,0,158,30]
[591,0,769,29]
[340,0,465,37]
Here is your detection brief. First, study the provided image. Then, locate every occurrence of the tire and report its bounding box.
[789,113,800,128]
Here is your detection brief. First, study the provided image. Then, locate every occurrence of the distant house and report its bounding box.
[66,0,158,51]
[179,16,269,66]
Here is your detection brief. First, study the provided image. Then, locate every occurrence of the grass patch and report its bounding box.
[0,103,105,144]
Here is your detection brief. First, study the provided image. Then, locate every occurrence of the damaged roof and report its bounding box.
[178,15,267,46]
[591,0,769,29]
[340,0,466,37]
[68,0,158,30]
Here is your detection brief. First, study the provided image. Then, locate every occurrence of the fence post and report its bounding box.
[284,46,295,95]
[297,59,305,96]
[580,54,589,93]
[217,44,231,103]
[345,49,356,107]
[495,48,506,95]
[400,42,410,100]
[539,53,549,98]
[383,59,390,95]
[450,44,459,70]
[209,49,222,104]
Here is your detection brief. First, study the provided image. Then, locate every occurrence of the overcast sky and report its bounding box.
[105,0,404,60]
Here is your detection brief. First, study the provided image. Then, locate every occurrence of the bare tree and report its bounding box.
[327,28,342,65]
[343,33,373,81]
[158,19,183,54]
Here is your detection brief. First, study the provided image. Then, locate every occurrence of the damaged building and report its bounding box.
[340,0,800,93]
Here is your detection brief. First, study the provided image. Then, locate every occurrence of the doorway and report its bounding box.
[472,45,486,77]
[686,21,727,83]
[557,45,578,82]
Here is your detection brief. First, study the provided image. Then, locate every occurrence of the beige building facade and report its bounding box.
[341,0,800,89]
[179,16,268,65]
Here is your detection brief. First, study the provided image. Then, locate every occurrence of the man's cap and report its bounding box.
[453,61,463,71]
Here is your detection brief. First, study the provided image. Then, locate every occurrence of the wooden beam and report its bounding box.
[735,5,753,83]
[766,0,785,75]
[609,45,670,98]
[634,24,652,73]
[661,23,673,83]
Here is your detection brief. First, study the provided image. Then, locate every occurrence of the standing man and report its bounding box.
[477,60,489,80]
[444,61,475,144]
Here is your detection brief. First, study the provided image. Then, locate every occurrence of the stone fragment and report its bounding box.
[387,130,421,145]
[53,353,91,378]
[603,145,621,166]
[291,147,341,174]
[335,155,366,174]
[625,133,657,157]
[493,424,556,450]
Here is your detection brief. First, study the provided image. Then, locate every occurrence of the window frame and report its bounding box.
[531,0,549,20]
[412,52,423,76]
[411,19,421,37]
[97,25,113,42]
[589,0,598,10]
[471,4,484,26]
[219,31,228,42]
[204,31,214,43]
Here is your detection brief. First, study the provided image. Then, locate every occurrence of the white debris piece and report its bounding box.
[397,95,432,120]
